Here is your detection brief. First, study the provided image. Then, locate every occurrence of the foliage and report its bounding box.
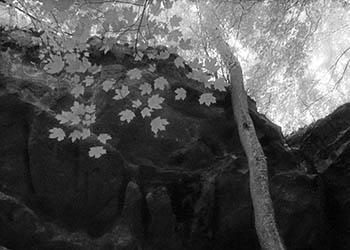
[1,0,350,157]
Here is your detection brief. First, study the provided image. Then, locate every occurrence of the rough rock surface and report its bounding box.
[0,28,348,250]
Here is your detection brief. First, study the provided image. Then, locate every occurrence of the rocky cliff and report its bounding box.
[0,28,348,250]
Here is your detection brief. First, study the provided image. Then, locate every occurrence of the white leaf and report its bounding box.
[148,94,164,110]
[199,93,216,106]
[174,88,186,100]
[187,70,210,83]
[89,64,102,74]
[71,84,84,98]
[179,38,192,50]
[170,15,182,27]
[154,76,169,90]
[81,128,91,139]
[85,104,96,114]
[132,99,142,108]
[82,114,96,126]
[205,58,220,73]
[97,133,112,144]
[113,85,130,100]
[213,78,229,92]
[71,101,85,115]
[139,82,152,95]
[141,107,153,118]
[102,79,116,92]
[89,146,106,158]
[127,68,142,80]
[49,127,66,141]
[148,64,156,72]
[150,117,169,135]
[56,110,81,125]
[189,58,202,69]
[69,130,82,142]
[119,109,136,123]
[56,111,71,124]
[134,52,143,61]
[174,56,185,68]
[156,51,170,60]
[168,29,182,42]
[44,54,64,74]
[84,76,94,86]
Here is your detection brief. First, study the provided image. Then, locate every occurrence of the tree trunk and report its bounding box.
[204,24,286,250]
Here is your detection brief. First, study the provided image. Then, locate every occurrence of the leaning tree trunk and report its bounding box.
[227,56,286,250]
[202,19,286,250]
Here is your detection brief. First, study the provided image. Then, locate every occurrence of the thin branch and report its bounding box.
[134,0,149,52]
[332,56,350,90]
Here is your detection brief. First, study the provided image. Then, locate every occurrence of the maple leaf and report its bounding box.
[113,85,130,100]
[84,75,94,86]
[100,37,116,54]
[88,64,102,74]
[156,51,170,60]
[49,127,66,141]
[65,54,86,73]
[205,58,220,73]
[170,15,182,27]
[187,71,211,87]
[81,128,91,139]
[168,46,178,54]
[44,55,65,74]
[199,93,216,106]
[81,56,91,72]
[69,130,82,142]
[127,68,143,80]
[140,107,152,118]
[147,53,156,60]
[119,109,136,123]
[150,117,169,135]
[56,111,71,124]
[148,94,164,109]
[179,38,193,50]
[134,52,143,61]
[168,29,182,42]
[122,6,137,24]
[175,88,187,100]
[89,146,106,158]
[85,104,96,114]
[174,56,185,68]
[148,64,156,72]
[139,82,153,95]
[132,99,142,108]
[71,101,85,116]
[102,79,116,92]
[149,0,161,15]
[71,84,84,98]
[213,78,229,92]
[82,114,96,126]
[97,133,112,144]
[154,76,169,90]
[189,58,202,69]
[56,111,81,125]
[71,74,80,84]
[163,0,173,9]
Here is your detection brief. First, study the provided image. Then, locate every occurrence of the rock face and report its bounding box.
[0,28,349,250]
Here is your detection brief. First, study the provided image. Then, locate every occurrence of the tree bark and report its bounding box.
[206,27,286,250]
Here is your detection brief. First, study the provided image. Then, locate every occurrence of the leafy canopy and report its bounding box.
[1,0,350,157]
